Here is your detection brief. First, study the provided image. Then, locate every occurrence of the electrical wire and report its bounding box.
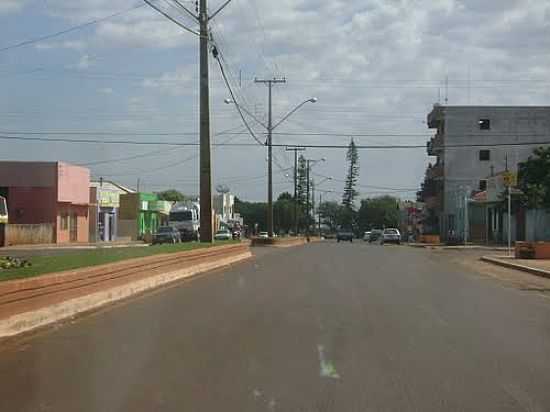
[0,3,147,53]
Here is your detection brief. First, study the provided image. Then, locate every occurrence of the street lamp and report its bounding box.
[225,96,318,238]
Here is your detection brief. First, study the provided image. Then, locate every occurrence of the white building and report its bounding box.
[213,193,235,223]
[425,104,550,240]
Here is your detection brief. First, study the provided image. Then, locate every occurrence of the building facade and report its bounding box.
[118,193,170,241]
[421,104,550,241]
[89,180,135,242]
[0,161,90,244]
[213,193,235,224]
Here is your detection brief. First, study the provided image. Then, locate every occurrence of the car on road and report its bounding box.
[363,231,371,241]
[336,230,353,242]
[153,226,181,244]
[259,232,269,239]
[214,229,232,241]
[369,229,383,243]
[382,228,401,244]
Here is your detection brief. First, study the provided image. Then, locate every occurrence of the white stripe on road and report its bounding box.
[317,344,340,379]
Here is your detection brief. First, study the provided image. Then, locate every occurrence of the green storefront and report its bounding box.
[119,193,162,241]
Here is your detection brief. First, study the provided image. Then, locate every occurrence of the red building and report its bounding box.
[0,162,90,243]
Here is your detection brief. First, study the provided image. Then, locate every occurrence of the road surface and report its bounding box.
[1,242,550,411]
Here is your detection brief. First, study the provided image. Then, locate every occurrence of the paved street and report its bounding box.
[1,242,550,411]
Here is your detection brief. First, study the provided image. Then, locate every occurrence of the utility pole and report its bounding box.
[143,0,235,243]
[137,178,141,192]
[286,146,305,236]
[318,192,322,236]
[255,77,286,238]
[198,0,213,243]
[306,159,310,241]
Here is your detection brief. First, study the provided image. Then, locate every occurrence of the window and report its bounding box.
[479,150,490,161]
[479,119,490,130]
[479,180,488,191]
[60,213,68,230]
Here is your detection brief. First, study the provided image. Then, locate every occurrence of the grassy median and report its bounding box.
[0,240,239,282]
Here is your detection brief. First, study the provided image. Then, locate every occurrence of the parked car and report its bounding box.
[363,231,371,241]
[336,229,353,242]
[215,229,232,241]
[369,229,383,243]
[153,226,181,244]
[259,231,269,239]
[382,228,401,244]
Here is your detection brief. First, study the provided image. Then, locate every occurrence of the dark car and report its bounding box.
[153,226,181,244]
[336,230,353,242]
[369,229,383,243]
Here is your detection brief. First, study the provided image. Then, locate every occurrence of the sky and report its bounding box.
[0,0,549,202]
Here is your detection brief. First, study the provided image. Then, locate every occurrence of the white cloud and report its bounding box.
[0,0,26,14]
[98,87,114,94]
[35,40,87,51]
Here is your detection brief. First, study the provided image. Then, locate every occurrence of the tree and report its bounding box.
[357,196,400,232]
[296,155,308,207]
[342,138,360,210]
[518,147,550,240]
[234,197,266,233]
[157,189,186,202]
[277,192,293,201]
[274,193,294,234]
[518,147,550,209]
[318,201,343,231]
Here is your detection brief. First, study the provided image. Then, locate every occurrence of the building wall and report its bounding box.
[429,106,550,239]
[56,204,89,243]
[6,186,57,225]
[57,162,90,204]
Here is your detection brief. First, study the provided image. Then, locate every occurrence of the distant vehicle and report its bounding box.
[259,232,269,239]
[363,231,371,241]
[0,196,7,224]
[336,229,353,242]
[215,229,232,241]
[169,201,200,240]
[369,229,383,243]
[153,226,181,244]
[382,228,401,244]
[232,230,241,240]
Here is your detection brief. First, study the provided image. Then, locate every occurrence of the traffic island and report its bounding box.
[0,243,252,338]
[480,256,550,280]
[250,237,310,248]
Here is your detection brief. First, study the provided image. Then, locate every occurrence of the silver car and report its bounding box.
[382,228,401,244]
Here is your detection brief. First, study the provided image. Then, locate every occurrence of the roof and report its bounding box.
[90,179,136,193]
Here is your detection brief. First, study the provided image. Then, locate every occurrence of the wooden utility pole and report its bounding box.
[199,0,213,242]
[255,77,286,238]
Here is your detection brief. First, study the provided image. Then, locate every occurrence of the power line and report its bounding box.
[2,134,550,150]
[0,3,147,53]
[213,44,265,146]
[143,0,200,36]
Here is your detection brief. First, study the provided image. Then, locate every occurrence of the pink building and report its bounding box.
[0,161,90,243]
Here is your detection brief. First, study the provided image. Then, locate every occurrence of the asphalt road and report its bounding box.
[1,242,550,411]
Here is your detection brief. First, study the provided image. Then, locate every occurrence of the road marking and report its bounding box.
[317,344,340,379]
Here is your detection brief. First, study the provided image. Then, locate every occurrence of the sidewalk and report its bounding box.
[1,240,147,251]
[409,243,509,252]
[481,256,550,279]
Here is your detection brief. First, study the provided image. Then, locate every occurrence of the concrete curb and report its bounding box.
[480,256,550,280]
[0,250,252,338]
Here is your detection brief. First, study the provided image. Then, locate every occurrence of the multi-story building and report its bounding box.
[213,193,235,223]
[421,104,550,241]
[0,161,90,244]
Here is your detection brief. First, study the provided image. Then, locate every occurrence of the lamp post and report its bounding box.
[225,97,317,238]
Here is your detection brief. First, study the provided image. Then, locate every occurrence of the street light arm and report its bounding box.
[271,98,317,130]
[225,99,268,129]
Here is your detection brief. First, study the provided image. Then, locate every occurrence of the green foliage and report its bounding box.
[157,189,186,202]
[518,147,550,210]
[234,197,267,231]
[357,196,400,231]
[342,138,360,210]
[318,201,342,231]
[296,155,308,207]
[277,192,293,201]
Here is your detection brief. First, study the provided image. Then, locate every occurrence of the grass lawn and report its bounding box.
[0,240,239,282]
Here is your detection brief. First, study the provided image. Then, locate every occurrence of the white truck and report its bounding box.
[168,201,200,241]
